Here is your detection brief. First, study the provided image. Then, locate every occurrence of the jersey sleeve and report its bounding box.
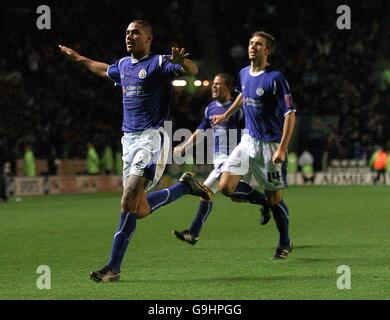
[275,74,296,116]
[158,55,186,78]
[106,59,122,86]
[197,106,211,130]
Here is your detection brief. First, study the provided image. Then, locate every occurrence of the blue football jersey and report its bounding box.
[197,100,243,155]
[236,67,295,142]
[107,54,185,132]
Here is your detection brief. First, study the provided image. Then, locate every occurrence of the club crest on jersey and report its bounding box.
[256,88,264,96]
[120,73,125,79]
[138,69,147,79]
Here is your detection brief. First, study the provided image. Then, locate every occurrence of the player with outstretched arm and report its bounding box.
[59,20,210,282]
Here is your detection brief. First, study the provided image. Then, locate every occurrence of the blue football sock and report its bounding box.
[271,200,290,246]
[189,200,213,237]
[231,181,268,207]
[147,182,191,213]
[107,212,137,273]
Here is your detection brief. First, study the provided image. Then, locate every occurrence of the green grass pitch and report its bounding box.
[0,186,389,300]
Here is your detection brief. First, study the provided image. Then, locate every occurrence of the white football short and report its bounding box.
[122,128,170,191]
[203,152,252,194]
[221,133,287,192]
[202,153,228,193]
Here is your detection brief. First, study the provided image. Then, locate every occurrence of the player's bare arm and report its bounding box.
[164,47,198,76]
[58,45,109,78]
[212,93,243,125]
[174,130,200,156]
[272,112,296,164]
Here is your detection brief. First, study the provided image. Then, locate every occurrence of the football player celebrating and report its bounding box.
[172,73,271,245]
[213,31,296,259]
[59,20,209,282]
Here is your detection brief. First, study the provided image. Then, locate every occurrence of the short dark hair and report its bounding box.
[131,19,153,37]
[251,31,276,61]
[216,73,235,93]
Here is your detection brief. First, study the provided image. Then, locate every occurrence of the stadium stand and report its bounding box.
[1,1,389,179]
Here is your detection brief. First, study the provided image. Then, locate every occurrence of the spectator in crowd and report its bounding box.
[47,147,60,175]
[23,145,36,177]
[86,143,100,175]
[369,146,388,185]
[299,150,315,184]
[101,145,114,175]
[0,139,8,202]
[287,150,298,174]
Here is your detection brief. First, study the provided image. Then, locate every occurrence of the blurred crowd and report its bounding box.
[1,0,389,174]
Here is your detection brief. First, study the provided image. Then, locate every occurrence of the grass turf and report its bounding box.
[0,186,389,300]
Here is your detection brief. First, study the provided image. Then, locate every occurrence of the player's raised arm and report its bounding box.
[58,45,109,78]
[212,93,243,125]
[164,47,198,76]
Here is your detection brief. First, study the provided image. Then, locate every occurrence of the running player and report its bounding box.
[59,20,210,282]
[172,73,271,245]
[213,31,296,259]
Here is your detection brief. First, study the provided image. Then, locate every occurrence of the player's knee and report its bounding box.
[120,199,130,213]
[268,198,278,207]
[121,186,138,212]
[220,184,235,197]
[266,191,282,206]
[135,201,151,219]
[218,173,240,197]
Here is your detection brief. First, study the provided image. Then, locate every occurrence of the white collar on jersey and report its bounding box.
[215,100,231,107]
[131,55,149,64]
[249,69,265,77]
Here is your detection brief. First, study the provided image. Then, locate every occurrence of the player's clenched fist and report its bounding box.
[174,145,187,157]
[212,114,227,125]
